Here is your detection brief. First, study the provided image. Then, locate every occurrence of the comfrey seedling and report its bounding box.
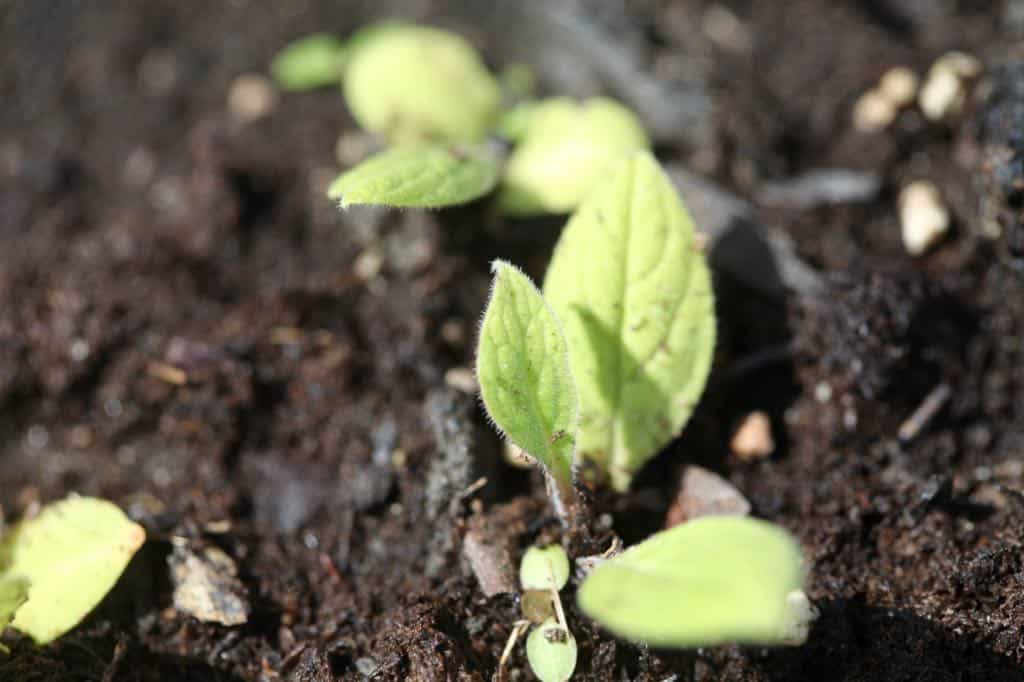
[0,496,145,649]
[477,151,715,493]
[271,23,649,214]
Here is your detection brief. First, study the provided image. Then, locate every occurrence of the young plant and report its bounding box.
[519,546,577,682]
[577,516,814,648]
[477,151,715,493]
[272,23,648,213]
[0,496,145,646]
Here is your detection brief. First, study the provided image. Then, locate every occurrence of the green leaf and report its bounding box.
[0,576,29,652]
[498,97,649,215]
[0,496,146,644]
[577,516,805,648]
[327,143,502,209]
[543,150,715,491]
[342,23,501,143]
[271,33,347,91]
[526,619,577,682]
[520,545,570,592]
[476,261,578,486]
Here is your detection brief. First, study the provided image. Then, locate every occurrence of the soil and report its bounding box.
[2,1,1024,680]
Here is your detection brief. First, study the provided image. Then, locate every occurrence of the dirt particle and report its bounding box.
[730,411,775,460]
[665,465,751,527]
[228,74,277,122]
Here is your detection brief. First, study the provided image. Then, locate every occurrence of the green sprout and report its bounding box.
[517,545,577,682]
[271,23,647,213]
[577,516,813,648]
[477,151,715,494]
[270,33,348,91]
[0,496,145,646]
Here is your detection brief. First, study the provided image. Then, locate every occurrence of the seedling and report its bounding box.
[577,516,814,648]
[0,496,145,647]
[477,151,715,493]
[514,545,577,682]
[271,23,648,213]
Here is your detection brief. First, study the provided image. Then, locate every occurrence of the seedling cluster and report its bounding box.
[274,21,814,680]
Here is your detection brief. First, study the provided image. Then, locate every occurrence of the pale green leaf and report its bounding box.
[327,144,502,209]
[271,34,347,91]
[577,516,805,648]
[0,496,146,644]
[526,619,577,682]
[520,545,570,592]
[0,576,29,646]
[498,97,649,215]
[476,261,577,486]
[342,23,501,143]
[543,150,716,491]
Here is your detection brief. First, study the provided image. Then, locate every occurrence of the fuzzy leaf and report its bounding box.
[498,97,649,215]
[0,576,29,651]
[477,261,577,485]
[526,619,577,682]
[271,33,347,90]
[0,496,146,644]
[520,545,570,592]
[577,516,805,648]
[328,144,502,208]
[543,150,715,490]
[342,23,500,143]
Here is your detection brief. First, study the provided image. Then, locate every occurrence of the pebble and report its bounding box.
[227,73,277,122]
[169,541,250,626]
[444,367,478,394]
[918,51,981,122]
[461,524,517,597]
[878,66,919,107]
[665,465,751,527]
[852,89,898,132]
[730,411,775,460]
[900,180,950,256]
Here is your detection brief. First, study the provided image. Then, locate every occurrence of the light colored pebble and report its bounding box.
[353,248,383,281]
[900,180,950,256]
[878,67,919,108]
[440,318,466,347]
[935,51,982,79]
[730,411,775,460]
[666,465,751,527]
[852,89,897,132]
[227,73,277,122]
[919,66,964,121]
[444,366,478,394]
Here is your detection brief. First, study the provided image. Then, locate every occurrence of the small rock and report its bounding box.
[878,66,920,108]
[228,74,276,122]
[730,411,775,460]
[462,522,517,597]
[169,540,250,626]
[853,89,897,132]
[444,367,478,394]
[919,67,965,121]
[665,465,751,527]
[900,180,950,255]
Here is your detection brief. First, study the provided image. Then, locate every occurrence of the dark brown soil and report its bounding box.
[2,1,1024,680]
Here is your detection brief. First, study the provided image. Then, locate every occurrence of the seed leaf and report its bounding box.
[577,516,805,648]
[477,261,577,486]
[526,619,578,682]
[342,23,500,143]
[328,144,502,209]
[0,576,29,651]
[543,150,715,490]
[271,33,347,90]
[498,97,649,215]
[520,545,570,592]
[0,496,146,644]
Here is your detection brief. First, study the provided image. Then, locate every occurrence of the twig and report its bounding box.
[898,382,952,442]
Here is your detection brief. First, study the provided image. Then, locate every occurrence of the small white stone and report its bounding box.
[919,66,965,121]
[900,180,950,256]
[935,51,982,79]
[878,67,919,108]
[730,411,775,460]
[852,89,897,132]
[444,367,478,394]
[227,74,276,122]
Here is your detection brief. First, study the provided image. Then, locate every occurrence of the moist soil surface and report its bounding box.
[2,1,1024,680]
